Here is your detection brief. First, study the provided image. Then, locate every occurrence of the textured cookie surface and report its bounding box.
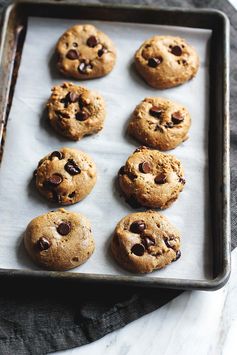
[47,82,106,140]
[128,97,191,151]
[24,209,95,271]
[56,24,116,79]
[35,147,96,205]
[118,146,185,209]
[111,211,181,273]
[134,35,199,89]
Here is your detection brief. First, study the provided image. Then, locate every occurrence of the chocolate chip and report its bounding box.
[143,235,155,248]
[78,61,93,74]
[36,237,51,251]
[78,95,86,110]
[171,45,182,56]
[44,174,63,188]
[130,220,146,234]
[51,191,62,203]
[64,159,81,175]
[139,162,151,174]
[154,173,166,184]
[149,106,162,118]
[126,196,141,209]
[57,222,71,236]
[148,56,163,68]
[87,35,98,47]
[179,177,186,185]
[171,111,184,124]
[173,250,181,261]
[75,111,89,121]
[66,49,79,60]
[69,92,79,103]
[68,191,76,198]
[118,166,126,175]
[165,122,174,128]
[164,238,172,248]
[98,47,107,57]
[127,171,137,181]
[60,92,75,107]
[131,243,145,256]
[50,151,63,160]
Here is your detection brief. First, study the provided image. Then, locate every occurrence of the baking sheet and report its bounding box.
[0,17,212,280]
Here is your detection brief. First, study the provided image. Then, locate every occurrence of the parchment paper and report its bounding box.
[0,17,212,280]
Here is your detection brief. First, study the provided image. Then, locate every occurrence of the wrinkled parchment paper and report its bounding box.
[0,17,212,280]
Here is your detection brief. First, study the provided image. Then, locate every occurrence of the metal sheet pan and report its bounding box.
[0,0,230,290]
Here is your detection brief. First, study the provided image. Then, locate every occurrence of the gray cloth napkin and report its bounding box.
[0,0,236,354]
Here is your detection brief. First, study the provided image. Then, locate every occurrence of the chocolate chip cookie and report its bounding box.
[111,210,181,273]
[47,82,106,140]
[56,24,116,79]
[128,97,191,151]
[24,208,95,271]
[134,35,199,89]
[35,147,96,205]
[118,146,185,209]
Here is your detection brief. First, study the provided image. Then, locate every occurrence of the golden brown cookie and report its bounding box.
[128,97,191,151]
[111,211,181,273]
[47,82,106,141]
[34,147,96,205]
[24,209,95,271]
[118,146,185,209]
[56,24,116,79]
[134,35,199,89]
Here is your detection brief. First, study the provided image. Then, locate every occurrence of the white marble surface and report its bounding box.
[52,1,237,354]
[54,249,237,355]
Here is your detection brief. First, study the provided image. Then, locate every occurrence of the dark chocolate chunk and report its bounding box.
[36,237,51,251]
[139,162,151,174]
[57,222,71,236]
[50,151,63,160]
[148,56,163,68]
[118,166,126,175]
[75,111,89,121]
[173,250,181,261]
[78,61,93,74]
[131,243,145,256]
[87,35,98,47]
[51,191,62,204]
[98,47,107,57]
[68,191,76,198]
[69,92,79,103]
[130,220,146,234]
[143,235,155,248]
[154,173,166,184]
[171,45,182,56]
[66,49,79,60]
[171,111,184,124]
[164,238,172,248]
[179,177,186,185]
[44,174,63,189]
[149,106,162,118]
[64,159,81,175]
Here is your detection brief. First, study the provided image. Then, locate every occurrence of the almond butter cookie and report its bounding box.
[34,147,96,205]
[118,146,185,209]
[24,208,95,271]
[47,82,106,140]
[134,35,199,89]
[56,24,116,79]
[111,211,181,273]
[128,97,191,151]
